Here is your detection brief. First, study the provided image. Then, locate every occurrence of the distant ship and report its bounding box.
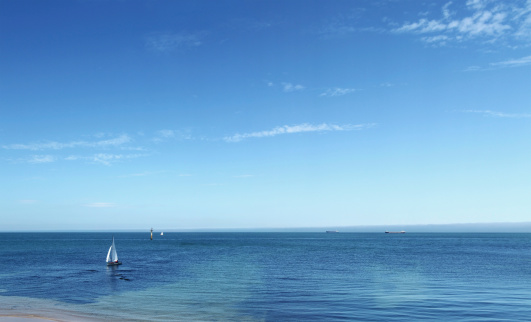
[385,231,405,234]
[326,230,339,233]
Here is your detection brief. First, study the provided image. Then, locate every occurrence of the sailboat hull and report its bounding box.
[107,261,122,266]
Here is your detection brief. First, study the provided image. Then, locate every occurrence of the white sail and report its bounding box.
[106,237,120,263]
[111,238,118,262]
[106,245,112,262]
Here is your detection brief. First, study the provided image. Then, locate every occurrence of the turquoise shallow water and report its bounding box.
[1,232,531,321]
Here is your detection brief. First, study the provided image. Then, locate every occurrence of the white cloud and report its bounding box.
[28,155,55,163]
[393,1,530,45]
[490,55,531,67]
[443,2,454,19]
[65,155,80,161]
[95,134,131,147]
[422,35,450,44]
[282,82,305,92]
[224,123,375,142]
[466,0,488,11]
[92,153,146,166]
[2,134,131,151]
[462,110,531,118]
[465,55,531,71]
[320,88,359,97]
[153,129,176,143]
[157,129,175,138]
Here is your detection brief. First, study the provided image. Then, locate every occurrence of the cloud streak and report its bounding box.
[490,55,531,68]
[462,110,531,118]
[224,123,375,142]
[28,155,55,164]
[282,83,305,92]
[92,153,146,166]
[465,55,531,71]
[63,153,148,165]
[320,88,359,97]
[2,134,131,151]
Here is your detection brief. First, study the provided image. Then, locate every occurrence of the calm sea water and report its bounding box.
[1,232,531,321]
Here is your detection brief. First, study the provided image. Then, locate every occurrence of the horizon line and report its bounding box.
[3,221,531,233]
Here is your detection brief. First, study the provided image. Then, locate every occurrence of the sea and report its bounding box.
[1,232,531,321]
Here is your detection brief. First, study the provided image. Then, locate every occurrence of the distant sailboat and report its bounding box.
[161,232,163,236]
[106,236,122,266]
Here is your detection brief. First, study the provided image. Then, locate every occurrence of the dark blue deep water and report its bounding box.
[1,233,531,321]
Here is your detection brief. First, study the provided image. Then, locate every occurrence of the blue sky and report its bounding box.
[1,0,530,231]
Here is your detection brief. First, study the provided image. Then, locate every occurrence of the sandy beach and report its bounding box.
[0,314,98,322]
[0,312,100,322]
[0,315,62,322]
[0,297,100,322]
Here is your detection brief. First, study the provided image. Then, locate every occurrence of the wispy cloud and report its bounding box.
[462,110,531,118]
[157,130,175,138]
[153,129,193,142]
[465,54,531,71]
[282,82,305,92]
[92,153,146,166]
[28,155,55,163]
[1,133,156,166]
[224,123,375,142]
[152,129,175,143]
[2,134,131,151]
[146,32,204,52]
[63,153,147,165]
[320,88,359,97]
[490,55,531,68]
[393,1,531,46]
[84,202,115,208]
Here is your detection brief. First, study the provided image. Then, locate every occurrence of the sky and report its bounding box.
[1,0,530,231]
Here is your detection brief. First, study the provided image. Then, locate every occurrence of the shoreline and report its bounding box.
[0,314,70,322]
[0,297,101,322]
[0,313,99,322]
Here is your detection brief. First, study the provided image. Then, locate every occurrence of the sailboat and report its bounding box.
[160,232,163,236]
[106,236,122,266]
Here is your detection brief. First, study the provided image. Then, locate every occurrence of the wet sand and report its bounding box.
[0,296,101,322]
[0,315,58,322]
[0,314,97,322]
[0,312,100,322]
